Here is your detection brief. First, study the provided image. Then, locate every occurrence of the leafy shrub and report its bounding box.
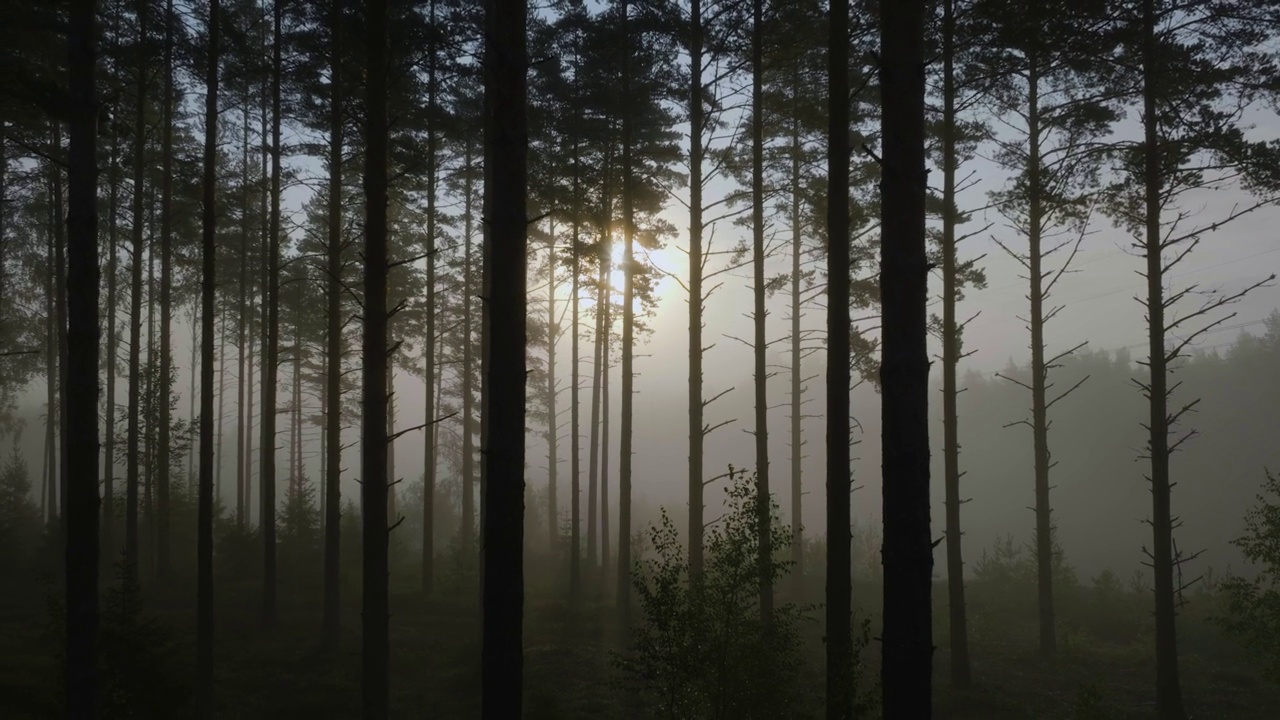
[1218,471,1280,679]
[619,469,807,719]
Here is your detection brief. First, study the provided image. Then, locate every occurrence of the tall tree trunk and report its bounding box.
[788,92,803,598]
[1141,0,1184,714]
[362,0,391,714]
[216,303,228,506]
[461,141,476,563]
[546,231,557,552]
[386,365,396,521]
[54,136,69,537]
[879,1,932,714]
[750,0,772,630]
[125,0,148,580]
[237,92,251,529]
[481,0,527,711]
[420,0,437,596]
[44,189,57,530]
[687,0,705,584]
[323,0,344,645]
[157,0,175,582]
[941,0,971,687]
[1025,55,1057,658]
[616,0,635,625]
[64,0,100,710]
[104,111,121,565]
[569,140,581,599]
[599,233,611,592]
[144,236,155,578]
[261,0,282,629]
[586,249,603,574]
[197,2,221,709]
[296,337,306,493]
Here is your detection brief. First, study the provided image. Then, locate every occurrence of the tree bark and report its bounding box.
[546,230,558,553]
[65,0,101,711]
[481,0,527,710]
[323,0,344,646]
[362,0,391,714]
[616,0,635,627]
[104,108,121,567]
[750,0,772,631]
[157,0,175,582]
[825,0,852,715]
[879,1,933,714]
[569,137,582,598]
[1141,0,1184,714]
[420,0,437,597]
[788,88,803,599]
[261,0,283,630]
[237,91,251,529]
[586,246,603,575]
[125,0,148,581]
[687,0,705,584]
[197,2,220,709]
[461,140,477,564]
[54,135,69,540]
[1024,53,1057,657]
[940,0,972,687]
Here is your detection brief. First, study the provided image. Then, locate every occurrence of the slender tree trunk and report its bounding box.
[546,231,558,553]
[216,306,228,505]
[104,113,121,565]
[1024,55,1057,657]
[599,234,611,592]
[386,365,396,522]
[296,337,306,493]
[687,0,705,584]
[941,0,971,687]
[1142,1,1184,714]
[144,241,155,579]
[569,144,581,599]
[362,0,391,713]
[237,93,250,529]
[586,251,602,574]
[157,0,175,582]
[323,0,344,645]
[461,141,477,563]
[788,96,804,598]
[879,1,932,714]
[261,0,282,629]
[616,0,636,625]
[197,3,221,709]
[750,0,772,630]
[44,192,57,531]
[420,0,437,596]
[65,0,100,710]
[54,138,70,538]
[481,0,527,710]
[125,0,148,580]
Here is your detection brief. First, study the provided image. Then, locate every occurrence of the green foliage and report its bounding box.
[619,470,808,719]
[44,561,188,717]
[97,562,189,716]
[1218,471,1280,680]
[278,478,321,598]
[0,443,40,579]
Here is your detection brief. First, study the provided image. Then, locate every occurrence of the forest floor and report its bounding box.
[1,583,1278,718]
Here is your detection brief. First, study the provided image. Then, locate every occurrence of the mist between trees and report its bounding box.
[2,0,1280,718]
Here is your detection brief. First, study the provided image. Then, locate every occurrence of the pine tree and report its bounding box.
[64,0,101,711]
[196,0,220,709]
[481,0,527,713]
[879,0,932,714]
